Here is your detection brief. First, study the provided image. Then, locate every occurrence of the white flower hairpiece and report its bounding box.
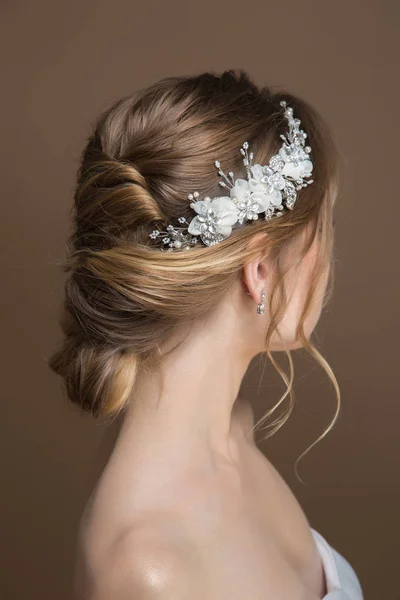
[149,100,313,251]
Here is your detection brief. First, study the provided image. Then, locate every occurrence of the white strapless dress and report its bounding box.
[310,528,364,599]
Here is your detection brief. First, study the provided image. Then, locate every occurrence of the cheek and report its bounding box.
[306,261,330,331]
[297,247,327,333]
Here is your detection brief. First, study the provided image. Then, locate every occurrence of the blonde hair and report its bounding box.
[49,70,340,477]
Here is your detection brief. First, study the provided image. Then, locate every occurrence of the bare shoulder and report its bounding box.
[83,517,205,600]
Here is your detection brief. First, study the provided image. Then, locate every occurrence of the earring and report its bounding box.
[256,289,265,314]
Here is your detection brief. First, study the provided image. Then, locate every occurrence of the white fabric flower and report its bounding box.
[250,164,286,206]
[229,178,272,224]
[278,147,313,180]
[188,196,239,243]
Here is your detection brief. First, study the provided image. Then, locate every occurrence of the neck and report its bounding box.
[114,300,254,472]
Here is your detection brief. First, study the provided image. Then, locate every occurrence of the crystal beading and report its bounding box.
[149,100,314,251]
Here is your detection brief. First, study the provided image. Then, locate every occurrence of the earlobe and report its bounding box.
[242,231,269,303]
[242,259,268,306]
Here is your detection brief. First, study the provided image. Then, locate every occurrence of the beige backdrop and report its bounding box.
[1,1,398,598]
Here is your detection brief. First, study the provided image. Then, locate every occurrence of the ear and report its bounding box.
[241,232,269,304]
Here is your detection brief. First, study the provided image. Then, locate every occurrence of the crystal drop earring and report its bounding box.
[256,289,265,314]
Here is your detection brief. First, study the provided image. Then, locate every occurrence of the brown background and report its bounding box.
[1,1,398,598]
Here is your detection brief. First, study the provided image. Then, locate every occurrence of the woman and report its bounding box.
[50,70,364,599]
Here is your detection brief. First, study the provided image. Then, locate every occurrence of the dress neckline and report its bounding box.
[311,527,341,596]
[310,527,364,600]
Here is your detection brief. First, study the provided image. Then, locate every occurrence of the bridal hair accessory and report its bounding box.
[149,100,313,251]
[257,289,266,315]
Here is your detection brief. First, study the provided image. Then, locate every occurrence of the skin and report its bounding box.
[74,226,330,600]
